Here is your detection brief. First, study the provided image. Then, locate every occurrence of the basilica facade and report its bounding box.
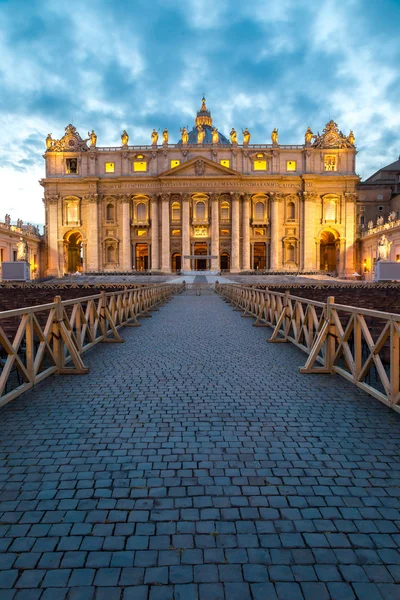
[41,99,359,276]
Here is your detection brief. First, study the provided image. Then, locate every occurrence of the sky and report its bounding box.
[1,0,400,228]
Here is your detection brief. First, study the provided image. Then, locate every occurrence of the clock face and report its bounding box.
[325,133,338,147]
[67,138,76,147]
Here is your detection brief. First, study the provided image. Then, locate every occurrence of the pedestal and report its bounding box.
[373,261,400,282]
[2,262,30,281]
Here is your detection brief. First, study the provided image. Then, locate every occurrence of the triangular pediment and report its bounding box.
[158,155,241,178]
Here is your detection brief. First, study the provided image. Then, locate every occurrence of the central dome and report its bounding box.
[178,97,230,145]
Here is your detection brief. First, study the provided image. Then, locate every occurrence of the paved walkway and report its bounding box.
[0,292,399,600]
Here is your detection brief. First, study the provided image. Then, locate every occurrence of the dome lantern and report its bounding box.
[195,96,213,128]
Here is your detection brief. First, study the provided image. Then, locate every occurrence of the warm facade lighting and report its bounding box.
[220,159,230,168]
[105,162,115,173]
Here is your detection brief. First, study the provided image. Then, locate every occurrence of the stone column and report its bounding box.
[344,193,357,277]
[182,194,191,272]
[44,194,60,277]
[302,192,319,270]
[269,192,284,270]
[231,192,240,272]
[121,195,132,270]
[151,195,159,271]
[211,193,219,271]
[242,194,251,271]
[85,194,100,271]
[161,193,170,272]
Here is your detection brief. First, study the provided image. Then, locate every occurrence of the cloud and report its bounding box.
[0,0,399,222]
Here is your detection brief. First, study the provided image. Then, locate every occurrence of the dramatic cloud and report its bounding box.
[0,0,399,226]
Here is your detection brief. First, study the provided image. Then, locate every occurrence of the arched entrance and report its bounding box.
[194,242,207,270]
[135,243,149,271]
[220,252,230,271]
[320,229,339,273]
[64,231,83,273]
[253,243,266,271]
[172,253,181,271]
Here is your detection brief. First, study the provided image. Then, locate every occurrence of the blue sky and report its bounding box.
[1,0,400,226]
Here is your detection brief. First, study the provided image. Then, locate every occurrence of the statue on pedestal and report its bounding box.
[271,128,279,145]
[242,128,251,146]
[197,124,205,144]
[45,134,53,150]
[162,129,169,144]
[212,127,219,144]
[377,234,392,261]
[377,215,384,226]
[151,129,159,145]
[17,219,23,229]
[305,127,313,145]
[88,130,97,147]
[4,214,11,227]
[121,130,129,146]
[180,127,188,145]
[230,128,237,144]
[16,237,29,262]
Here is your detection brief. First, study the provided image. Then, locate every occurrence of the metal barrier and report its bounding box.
[0,283,184,407]
[216,283,400,413]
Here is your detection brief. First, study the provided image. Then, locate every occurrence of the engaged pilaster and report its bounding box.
[181,193,191,272]
[302,192,319,270]
[231,192,240,272]
[160,193,171,272]
[120,194,132,270]
[211,193,219,271]
[242,194,251,271]
[151,195,160,271]
[269,192,284,270]
[84,193,100,271]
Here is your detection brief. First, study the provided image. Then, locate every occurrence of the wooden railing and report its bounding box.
[216,283,400,412]
[0,283,184,407]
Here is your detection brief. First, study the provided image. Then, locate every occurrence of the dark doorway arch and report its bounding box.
[320,229,339,273]
[172,253,181,271]
[220,252,230,271]
[253,243,266,270]
[64,231,82,273]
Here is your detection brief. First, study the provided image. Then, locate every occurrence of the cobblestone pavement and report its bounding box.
[0,291,399,600]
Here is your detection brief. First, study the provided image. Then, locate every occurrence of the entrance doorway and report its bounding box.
[253,243,266,271]
[136,243,149,271]
[320,230,339,273]
[194,243,208,270]
[65,231,83,273]
[172,253,181,271]
[220,252,230,271]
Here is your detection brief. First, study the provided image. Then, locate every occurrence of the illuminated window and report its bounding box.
[220,159,230,168]
[170,160,180,169]
[66,158,78,174]
[134,161,147,172]
[196,201,205,220]
[286,160,296,171]
[105,162,114,173]
[287,201,295,220]
[254,160,267,171]
[172,229,181,236]
[137,229,147,237]
[220,229,230,236]
[172,202,181,221]
[254,229,265,236]
[324,155,337,171]
[106,203,115,221]
[137,203,147,220]
[255,202,264,220]
[221,201,230,220]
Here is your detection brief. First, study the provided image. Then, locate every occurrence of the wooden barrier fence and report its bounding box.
[216,283,400,413]
[0,283,184,407]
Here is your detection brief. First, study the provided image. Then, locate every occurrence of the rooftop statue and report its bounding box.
[16,237,29,262]
[88,130,97,147]
[212,127,219,144]
[242,128,251,146]
[46,134,53,150]
[348,130,355,146]
[151,129,159,145]
[4,214,11,227]
[121,130,129,146]
[180,127,189,145]
[377,234,392,261]
[230,128,237,144]
[271,128,279,145]
[305,127,314,145]
[17,219,23,229]
[163,129,169,144]
[197,124,205,144]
